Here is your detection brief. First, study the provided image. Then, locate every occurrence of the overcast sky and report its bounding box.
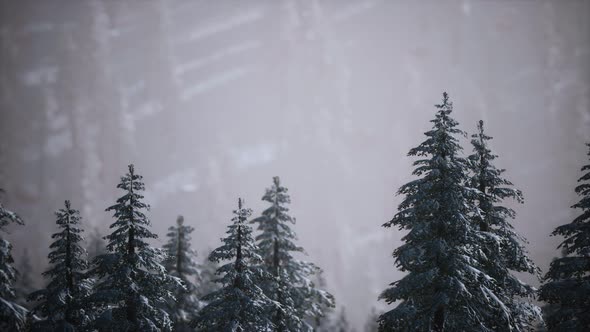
[1,0,589,329]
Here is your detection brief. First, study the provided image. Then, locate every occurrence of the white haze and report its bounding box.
[1,0,589,329]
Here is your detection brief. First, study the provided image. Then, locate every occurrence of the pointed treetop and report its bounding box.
[273,176,280,187]
[64,200,71,210]
[128,164,134,174]
[177,215,184,226]
[238,197,243,210]
[437,91,450,108]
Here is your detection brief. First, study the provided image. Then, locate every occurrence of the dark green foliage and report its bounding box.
[28,200,92,328]
[466,120,540,330]
[539,143,590,331]
[163,215,202,331]
[379,93,534,331]
[251,176,334,331]
[0,188,27,331]
[191,198,274,331]
[87,164,180,332]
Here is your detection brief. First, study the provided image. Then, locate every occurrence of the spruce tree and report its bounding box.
[88,164,180,332]
[251,176,334,331]
[28,200,92,329]
[0,188,27,331]
[378,93,511,331]
[190,198,274,331]
[539,143,590,331]
[162,215,202,331]
[466,120,540,330]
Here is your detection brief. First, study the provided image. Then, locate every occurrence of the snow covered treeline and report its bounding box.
[377,93,589,332]
[0,166,334,331]
[1,94,589,331]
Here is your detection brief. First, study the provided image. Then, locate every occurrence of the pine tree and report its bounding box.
[190,198,274,331]
[466,120,540,330]
[28,200,92,329]
[250,176,335,331]
[88,164,181,332]
[162,215,202,331]
[378,93,513,331]
[539,143,590,331]
[0,188,28,331]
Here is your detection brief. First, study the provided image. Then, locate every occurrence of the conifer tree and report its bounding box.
[162,215,202,331]
[0,188,27,331]
[539,143,590,331]
[28,200,92,329]
[251,176,334,331]
[466,120,540,329]
[190,198,274,331]
[88,164,180,332]
[378,93,512,331]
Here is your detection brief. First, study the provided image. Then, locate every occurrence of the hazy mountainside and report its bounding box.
[1,0,589,329]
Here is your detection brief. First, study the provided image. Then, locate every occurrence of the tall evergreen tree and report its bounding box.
[28,200,92,329]
[190,198,274,331]
[466,120,540,330]
[0,188,27,331]
[379,93,513,331]
[251,176,334,331]
[88,164,180,332]
[539,143,590,331]
[162,215,202,331]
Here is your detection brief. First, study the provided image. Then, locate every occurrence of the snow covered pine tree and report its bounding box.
[88,164,181,332]
[251,176,334,331]
[163,215,202,331]
[28,200,92,330]
[466,120,540,330]
[190,198,274,331]
[539,143,590,331]
[0,189,27,331]
[379,93,527,331]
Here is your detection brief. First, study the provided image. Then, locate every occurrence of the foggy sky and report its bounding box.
[1,0,589,329]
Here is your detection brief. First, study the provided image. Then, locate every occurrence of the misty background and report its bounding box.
[1,0,589,329]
